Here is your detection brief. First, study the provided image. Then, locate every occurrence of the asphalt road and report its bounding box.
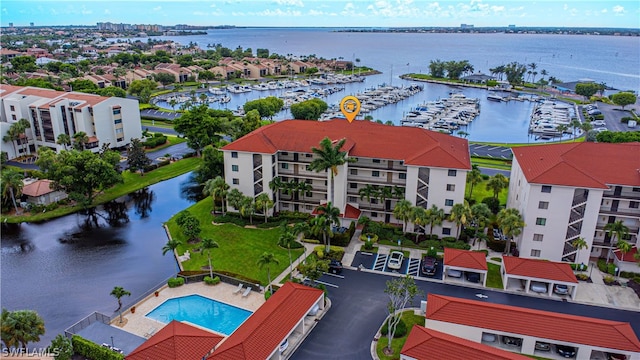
[140,109,182,120]
[585,102,638,132]
[291,269,640,360]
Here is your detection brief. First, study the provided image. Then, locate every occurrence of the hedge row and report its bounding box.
[168,277,185,287]
[72,335,124,360]
[143,135,167,148]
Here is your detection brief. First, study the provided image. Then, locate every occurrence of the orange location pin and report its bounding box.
[340,96,361,123]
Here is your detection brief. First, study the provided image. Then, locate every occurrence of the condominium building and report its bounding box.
[0,85,142,159]
[507,142,640,264]
[221,119,471,235]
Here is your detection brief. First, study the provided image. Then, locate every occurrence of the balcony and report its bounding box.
[602,192,640,201]
[598,208,640,218]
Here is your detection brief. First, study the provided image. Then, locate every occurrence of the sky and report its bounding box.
[1,0,639,29]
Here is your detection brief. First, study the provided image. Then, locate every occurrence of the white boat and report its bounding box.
[487,94,504,102]
[208,87,226,95]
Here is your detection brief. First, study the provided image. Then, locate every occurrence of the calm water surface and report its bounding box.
[0,173,198,347]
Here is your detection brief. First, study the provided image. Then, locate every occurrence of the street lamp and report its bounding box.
[110,336,114,347]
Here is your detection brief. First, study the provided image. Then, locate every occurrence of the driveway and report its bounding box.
[291,269,640,360]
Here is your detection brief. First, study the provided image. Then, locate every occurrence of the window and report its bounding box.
[281,163,289,169]
[448,169,457,177]
[232,178,239,185]
[305,179,312,184]
[305,165,311,171]
[371,212,378,218]
[538,201,549,209]
[282,203,289,208]
[372,159,380,163]
[445,199,454,206]
[399,173,406,179]
[116,137,124,142]
[633,187,640,192]
[348,196,357,202]
[10,105,15,111]
[535,218,546,226]
[113,109,121,115]
[442,228,451,235]
[11,115,16,120]
[350,183,357,189]
[371,199,378,204]
[530,249,541,257]
[231,151,238,158]
[541,185,552,193]
[533,234,544,242]
[115,128,123,134]
[282,152,288,156]
[232,165,239,172]
[350,169,358,175]
[305,154,312,158]
[446,184,455,191]
[114,119,122,124]
[372,171,380,177]
[630,201,639,209]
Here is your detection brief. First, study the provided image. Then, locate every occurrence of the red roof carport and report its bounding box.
[501,257,578,299]
[443,248,488,287]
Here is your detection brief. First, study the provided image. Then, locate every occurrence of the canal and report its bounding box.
[0,172,199,348]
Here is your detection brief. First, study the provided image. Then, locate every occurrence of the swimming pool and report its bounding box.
[146,295,252,335]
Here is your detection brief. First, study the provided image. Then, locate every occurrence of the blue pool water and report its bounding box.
[146,295,252,335]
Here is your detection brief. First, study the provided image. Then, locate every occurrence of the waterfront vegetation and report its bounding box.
[1,157,201,223]
[166,198,304,285]
[376,310,425,360]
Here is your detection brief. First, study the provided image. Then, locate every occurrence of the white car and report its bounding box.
[591,120,606,126]
[595,127,608,133]
[387,251,404,270]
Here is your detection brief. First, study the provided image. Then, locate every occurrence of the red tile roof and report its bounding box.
[207,282,323,360]
[444,248,487,271]
[426,294,640,352]
[222,120,471,169]
[614,246,638,262]
[126,320,223,360]
[512,143,640,188]
[311,203,361,220]
[401,326,529,360]
[22,179,56,197]
[502,256,577,283]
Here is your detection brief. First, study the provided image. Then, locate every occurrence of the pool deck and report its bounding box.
[113,282,265,338]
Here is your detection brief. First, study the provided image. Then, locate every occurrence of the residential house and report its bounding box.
[21,179,68,205]
[221,119,470,233]
[507,142,640,264]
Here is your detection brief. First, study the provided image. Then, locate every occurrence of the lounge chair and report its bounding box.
[232,283,244,295]
[242,287,252,297]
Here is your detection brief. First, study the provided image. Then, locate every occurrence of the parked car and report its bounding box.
[387,251,404,270]
[606,353,627,360]
[530,281,548,293]
[501,336,523,347]
[591,120,606,126]
[465,272,481,283]
[554,284,570,295]
[588,109,602,115]
[481,333,497,343]
[447,268,462,278]
[595,127,608,133]
[328,259,343,275]
[421,256,437,276]
[556,345,577,358]
[535,341,551,352]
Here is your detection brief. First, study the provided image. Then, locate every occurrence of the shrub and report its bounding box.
[363,239,374,250]
[264,290,272,300]
[360,233,379,243]
[168,277,185,288]
[313,245,345,260]
[597,259,607,272]
[380,318,407,338]
[301,238,321,244]
[603,275,616,285]
[442,236,457,243]
[444,242,471,250]
[72,335,124,360]
[576,273,589,281]
[204,276,221,285]
[482,197,500,214]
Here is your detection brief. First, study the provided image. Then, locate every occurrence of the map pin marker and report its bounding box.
[340,96,361,123]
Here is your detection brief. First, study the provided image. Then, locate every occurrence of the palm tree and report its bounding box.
[378,186,393,213]
[255,192,274,223]
[466,168,483,199]
[227,188,245,211]
[168,98,178,112]
[497,208,525,255]
[392,186,405,200]
[315,202,340,252]
[604,220,629,263]
[569,119,582,141]
[309,137,354,205]
[412,206,428,242]
[555,124,568,141]
[298,182,313,209]
[1,309,45,350]
[2,169,24,215]
[572,237,588,252]
[203,176,230,215]
[425,205,445,238]
[617,240,632,262]
[449,202,472,239]
[16,119,31,155]
[393,199,413,233]
[201,237,219,279]
[2,124,21,156]
[257,252,279,294]
[278,224,297,273]
[359,184,378,210]
[72,131,89,150]
[269,176,284,212]
[161,238,182,256]
[486,173,509,199]
[580,121,593,136]
[110,286,131,323]
[239,196,256,224]
[56,133,71,150]
[310,215,333,254]
[470,203,492,246]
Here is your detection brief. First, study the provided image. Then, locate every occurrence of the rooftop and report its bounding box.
[444,248,488,271]
[222,119,471,170]
[502,256,578,284]
[426,294,640,352]
[22,179,56,197]
[512,142,640,188]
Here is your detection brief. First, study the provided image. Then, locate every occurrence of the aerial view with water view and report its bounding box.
[1,0,640,359]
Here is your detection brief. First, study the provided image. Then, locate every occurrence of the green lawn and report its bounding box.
[376,310,425,360]
[486,262,503,289]
[166,199,304,285]
[141,119,175,129]
[2,157,201,223]
[471,157,512,171]
[467,178,508,207]
[143,135,186,153]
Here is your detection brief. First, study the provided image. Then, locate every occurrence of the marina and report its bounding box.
[400,93,480,133]
[528,100,580,139]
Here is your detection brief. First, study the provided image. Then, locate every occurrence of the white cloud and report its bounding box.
[563,4,568,11]
[153,6,162,11]
[104,9,111,14]
[601,8,608,13]
[81,6,92,15]
[612,5,625,14]
[274,0,304,6]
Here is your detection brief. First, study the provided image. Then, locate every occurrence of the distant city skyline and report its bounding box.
[2,0,639,29]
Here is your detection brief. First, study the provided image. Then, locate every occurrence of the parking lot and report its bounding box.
[350,251,444,280]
